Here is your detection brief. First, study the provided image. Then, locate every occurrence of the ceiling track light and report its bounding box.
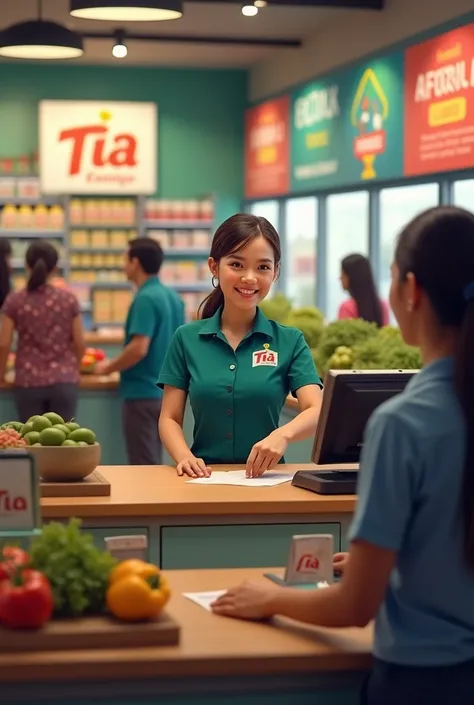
[254,1,268,6]
[70,0,183,21]
[241,2,258,16]
[112,29,127,58]
[0,0,83,60]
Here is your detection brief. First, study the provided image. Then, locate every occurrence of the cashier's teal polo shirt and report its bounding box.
[120,277,184,401]
[157,306,321,465]
[349,357,474,667]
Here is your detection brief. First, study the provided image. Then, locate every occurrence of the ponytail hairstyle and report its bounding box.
[0,238,11,308]
[199,213,281,320]
[394,205,474,571]
[26,240,58,293]
[341,253,383,327]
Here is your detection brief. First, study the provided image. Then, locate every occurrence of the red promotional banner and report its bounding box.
[244,96,290,199]
[405,24,474,176]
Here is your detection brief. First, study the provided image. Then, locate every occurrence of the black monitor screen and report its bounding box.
[312,369,418,466]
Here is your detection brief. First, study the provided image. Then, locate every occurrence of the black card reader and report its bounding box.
[292,470,358,495]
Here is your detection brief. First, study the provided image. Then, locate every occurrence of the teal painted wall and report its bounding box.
[0,63,247,222]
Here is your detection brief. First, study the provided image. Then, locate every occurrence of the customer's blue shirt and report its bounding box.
[120,277,184,400]
[349,357,474,666]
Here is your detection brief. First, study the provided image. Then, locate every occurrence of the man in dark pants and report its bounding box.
[96,238,184,464]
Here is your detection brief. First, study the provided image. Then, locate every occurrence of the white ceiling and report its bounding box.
[0,0,344,68]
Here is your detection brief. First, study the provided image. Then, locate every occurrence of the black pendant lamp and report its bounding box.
[70,0,183,21]
[0,0,84,60]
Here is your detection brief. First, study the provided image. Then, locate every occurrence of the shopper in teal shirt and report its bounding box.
[96,238,184,464]
[213,206,474,705]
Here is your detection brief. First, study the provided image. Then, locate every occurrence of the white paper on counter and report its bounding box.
[183,590,226,611]
[186,470,294,487]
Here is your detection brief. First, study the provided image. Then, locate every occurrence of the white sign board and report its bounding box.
[39,100,157,194]
[0,454,37,533]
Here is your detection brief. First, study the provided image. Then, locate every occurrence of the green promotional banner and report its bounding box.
[290,52,404,191]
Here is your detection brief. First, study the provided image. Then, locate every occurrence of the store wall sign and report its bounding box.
[0,453,38,534]
[39,101,157,194]
[404,23,474,176]
[244,96,290,199]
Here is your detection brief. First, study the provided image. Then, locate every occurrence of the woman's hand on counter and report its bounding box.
[211,580,280,620]
[177,455,212,478]
[245,429,289,478]
[94,360,113,376]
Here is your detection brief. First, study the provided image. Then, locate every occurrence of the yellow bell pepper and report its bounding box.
[106,559,171,622]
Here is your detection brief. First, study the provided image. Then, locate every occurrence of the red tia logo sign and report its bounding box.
[296,554,320,572]
[0,489,28,515]
[57,111,138,184]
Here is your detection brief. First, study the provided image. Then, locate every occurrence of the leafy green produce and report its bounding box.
[383,342,423,370]
[259,293,292,322]
[379,325,402,341]
[285,314,324,349]
[29,518,117,617]
[316,319,378,373]
[289,306,325,324]
[352,337,387,370]
[328,346,353,370]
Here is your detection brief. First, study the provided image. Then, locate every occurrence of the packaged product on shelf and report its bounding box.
[105,253,117,267]
[34,204,48,229]
[111,199,123,224]
[49,205,64,230]
[128,229,137,241]
[92,253,104,267]
[112,289,132,323]
[115,254,123,267]
[124,199,136,225]
[109,230,128,248]
[184,200,200,221]
[160,262,175,284]
[80,253,92,267]
[192,230,210,249]
[0,179,16,199]
[85,199,100,224]
[199,260,210,282]
[173,230,189,249]
[200,200,214,222]
[181,292,199,321]
[176,261,198,283]
[145,198,155,221]
[99,199,113,224]
[1,205,17,229]
[70,253,80,267]
[93,290,112,324]
[69,199,84,225]
[71,229,90,248]
[91,229,109,248]
[171,200,185,221]
[17,205,34,229]
[148,229,170,249]
[17,178,40,200]
[160,200,172,221]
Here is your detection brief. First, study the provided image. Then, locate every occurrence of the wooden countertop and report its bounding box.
[41,464,357,519]
[0,567,372,683]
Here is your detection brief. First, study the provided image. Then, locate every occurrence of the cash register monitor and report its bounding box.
[292,369,418,494]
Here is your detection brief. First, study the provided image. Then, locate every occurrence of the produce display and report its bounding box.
[0,412,97,448]
[0,520,171,631]
[260,295,422,375]
[80,346,106,374]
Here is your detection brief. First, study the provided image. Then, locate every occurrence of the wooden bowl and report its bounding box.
[28,443,101,482]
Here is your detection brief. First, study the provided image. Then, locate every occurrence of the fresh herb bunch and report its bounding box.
[29,518,117,617]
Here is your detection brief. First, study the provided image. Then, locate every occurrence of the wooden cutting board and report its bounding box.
[40,470,111,497]
[0,612,180,652]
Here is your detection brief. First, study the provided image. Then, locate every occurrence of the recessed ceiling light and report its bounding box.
[254,1,267,7]
[70,0,183,21]
[0,20,84,60]
[242,3,258,17]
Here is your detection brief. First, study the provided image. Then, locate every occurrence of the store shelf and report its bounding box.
[164,248,209,257]
[0,229,65,238]
[145,220,213,230]
[70,247,125,254]
[70,223,136,230]
[90,282,131,290]
[168,282,210,293]
[11,259,65,269]
[0,197,61,206]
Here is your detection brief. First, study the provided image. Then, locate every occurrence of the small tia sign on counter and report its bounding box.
[0,452,40,536]
[39,100,157,195]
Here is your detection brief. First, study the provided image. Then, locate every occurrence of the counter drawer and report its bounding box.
[161,523,340,570]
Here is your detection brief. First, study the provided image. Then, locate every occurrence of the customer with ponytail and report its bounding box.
[0,238,11,308]
[0,241,85,422]
[158,213,322,477]
[212,206,474,705]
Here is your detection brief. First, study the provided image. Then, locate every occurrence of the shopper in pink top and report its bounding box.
[0,241,85,422]
[338,253,390,327]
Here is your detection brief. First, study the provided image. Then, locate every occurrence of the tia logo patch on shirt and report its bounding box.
[252,343,278,368]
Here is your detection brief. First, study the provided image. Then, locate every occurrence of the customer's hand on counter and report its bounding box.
[212,580,280,620]
[245,429,289,478]
[177,455,212,478]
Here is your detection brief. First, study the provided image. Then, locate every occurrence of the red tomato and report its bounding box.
[0,547,29,582]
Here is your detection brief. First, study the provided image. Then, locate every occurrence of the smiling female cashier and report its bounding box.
[213,206,474,705]
[158,213,322,478]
